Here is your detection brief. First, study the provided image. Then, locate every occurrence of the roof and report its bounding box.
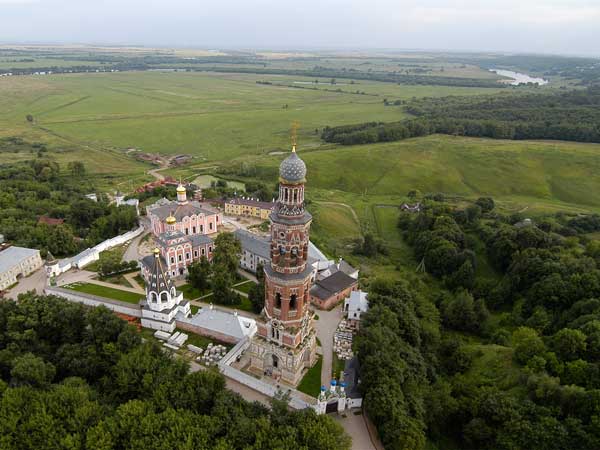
[178,307,257,340]
[38,216,65,226]
[311,271,357,300]
[343,357,362,399]
[235,229,271,260]
[347,290,368,313]
[189,234,213,246]
[150,199,217,221]
[279,150,307,184]
[226,197,275,210]
[146,251,174,294]
[0,246,40,273]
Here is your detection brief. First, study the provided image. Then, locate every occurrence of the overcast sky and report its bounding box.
[1,0,599,56]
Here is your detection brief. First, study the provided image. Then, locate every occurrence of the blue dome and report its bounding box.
[330,379,337,386]
[320,385,326,391]
[279,150,306,183]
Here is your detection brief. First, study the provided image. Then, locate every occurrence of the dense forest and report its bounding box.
[356,196,600,449]
[0,151,137,256]
[0,294,350,449]
[322,87,600,145]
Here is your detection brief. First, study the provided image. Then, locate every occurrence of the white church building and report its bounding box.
[140,248,191,332]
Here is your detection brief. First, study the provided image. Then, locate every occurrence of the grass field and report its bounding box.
[63,282,143,304]
[297,355,323,398]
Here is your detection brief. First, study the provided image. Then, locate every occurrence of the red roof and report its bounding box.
[38,216,65,226]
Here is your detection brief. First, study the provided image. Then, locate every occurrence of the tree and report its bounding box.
[552,328,587,362]
[67,161,86,178]
[211,266,239,306]
[26,114,34,123]
[476,197,495,213]
[186,256,211,292]
[212,232,241,275]
[512,327,546,365]
[10,353,56,388]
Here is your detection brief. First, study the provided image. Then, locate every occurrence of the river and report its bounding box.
[489,69,548,86]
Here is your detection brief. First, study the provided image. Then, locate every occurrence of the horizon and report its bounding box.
[1,0,600,57]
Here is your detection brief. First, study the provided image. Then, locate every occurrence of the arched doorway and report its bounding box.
[272,354,279,368]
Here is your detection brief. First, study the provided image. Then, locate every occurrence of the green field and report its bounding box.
[63,282,143,304]
[297,355,323,397]
[2,67,600,252]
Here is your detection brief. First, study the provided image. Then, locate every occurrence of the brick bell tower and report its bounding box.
[249,142,317,386]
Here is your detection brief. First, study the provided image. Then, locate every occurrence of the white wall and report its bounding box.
[45,287,142,317]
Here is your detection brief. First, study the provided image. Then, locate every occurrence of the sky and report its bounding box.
[1,0,599,56]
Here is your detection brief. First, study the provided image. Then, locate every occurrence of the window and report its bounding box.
[186,253,190,260]
[209,222,213,230]
[201,248,205,256]
[200,225,203,232]
[150,292,157,303]
[194,250,198,258]
[192,226,196,233]
[208,246,212,253]
[178,254,182,262]
[170,257,174,264]
[275,293,282,309]
[160,292,169,303]
[290,294,297,310]
[185,228,189,235]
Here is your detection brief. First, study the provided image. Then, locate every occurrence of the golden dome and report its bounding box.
[153,247,160,256]
[166,214,177,225]
[176,184,186,193]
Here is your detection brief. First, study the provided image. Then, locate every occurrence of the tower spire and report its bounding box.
[291,121,299,152]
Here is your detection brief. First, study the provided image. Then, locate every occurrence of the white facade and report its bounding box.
[0,247,43,290]
[141,250,190,332]
[344,290,369,326]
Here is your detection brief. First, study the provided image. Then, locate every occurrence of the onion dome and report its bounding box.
[166,213,176,225]
[176,183,186,193]
[153,247,160,256]
[279,145,306,184]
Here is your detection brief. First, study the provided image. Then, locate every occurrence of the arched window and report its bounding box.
[290,294,297,311]
[275,293,282,309]
[150,292,158,303]
[293,190,298,202]
[171,287,176,297]
[160,292,169,303]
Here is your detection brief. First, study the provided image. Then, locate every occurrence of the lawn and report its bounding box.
[233,280,256,294]
[63,282,143,304]
[297,356,323,398]
[178,283,212,300]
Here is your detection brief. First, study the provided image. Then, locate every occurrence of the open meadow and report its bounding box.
[2,68,599,248]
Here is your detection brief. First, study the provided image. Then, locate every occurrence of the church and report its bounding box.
[145,183,222,277]
[248,144,318,386]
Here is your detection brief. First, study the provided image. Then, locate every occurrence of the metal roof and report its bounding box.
[234,229,271,260]
[0,246,40,274]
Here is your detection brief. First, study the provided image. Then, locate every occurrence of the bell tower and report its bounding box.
[249,132,317,386]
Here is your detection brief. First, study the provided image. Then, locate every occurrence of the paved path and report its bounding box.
[334,412,381,450]
[313,304,343,386]
[122,218,150,263]
[56,269,97,286]
[124,272,144,291]
[6,268,47,299]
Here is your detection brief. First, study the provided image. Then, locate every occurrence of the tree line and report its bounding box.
[361,195,600,449]
[0,294,350,449]
[0,157,137,256]
[322,87,600,145]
